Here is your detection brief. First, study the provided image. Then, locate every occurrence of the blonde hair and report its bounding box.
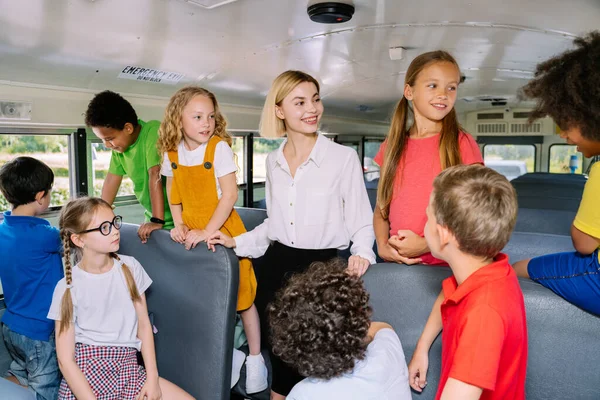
[58,197,140,334]
[157,86,232,154]
[432,164,517,259]
[378,51,463,219]
[259,70,321,138]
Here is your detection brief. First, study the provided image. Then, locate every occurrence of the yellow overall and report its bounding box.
[168,136,257,311]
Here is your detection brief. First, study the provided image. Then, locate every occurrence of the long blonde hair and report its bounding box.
[259,70,321,138]
[58,197,140,334]
[378,51,463,219]
[157,86,232,154]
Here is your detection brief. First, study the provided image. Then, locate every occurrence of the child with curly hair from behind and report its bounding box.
[268,259,411,399]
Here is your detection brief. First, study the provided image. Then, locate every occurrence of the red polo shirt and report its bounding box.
[435,253,528,400]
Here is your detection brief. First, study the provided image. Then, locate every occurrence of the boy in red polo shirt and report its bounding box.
[408,164,527,400]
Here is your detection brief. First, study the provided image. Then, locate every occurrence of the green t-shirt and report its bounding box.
[108,119,173,229]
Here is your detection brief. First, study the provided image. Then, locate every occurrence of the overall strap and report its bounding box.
[167,150,179,167]
[204,135,223,166]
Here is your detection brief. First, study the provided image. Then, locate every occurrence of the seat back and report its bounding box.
[503,231,573,261]
[118,224,239,400]
[514,208,576,236]
[363,263,600,400]
[513,172,587,183]
[0,303,12,374]
[511,176,585,211]
[235,207,268,232]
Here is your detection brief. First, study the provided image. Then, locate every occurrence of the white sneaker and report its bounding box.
[231,348,246,388]
[245,353,268,394]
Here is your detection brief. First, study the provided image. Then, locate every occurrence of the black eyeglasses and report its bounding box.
[78,215,122,236]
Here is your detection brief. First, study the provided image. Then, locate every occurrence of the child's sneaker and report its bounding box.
[245,353,268,394]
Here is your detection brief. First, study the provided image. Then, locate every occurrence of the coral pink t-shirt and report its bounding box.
[374,132,483,265]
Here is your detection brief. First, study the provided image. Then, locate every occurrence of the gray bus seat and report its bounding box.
[513,172,587,183]
[0,305,12,374]
[512,180,584,211]
[118,223,239,400]
[363,263,600,400]
[514,208,576,236]
[503,232,573,261]
[235,207,268,232]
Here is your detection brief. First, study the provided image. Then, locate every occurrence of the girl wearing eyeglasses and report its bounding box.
[46,197,193,400]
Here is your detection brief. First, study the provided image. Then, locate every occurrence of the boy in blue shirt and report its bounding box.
[0,157,63,399]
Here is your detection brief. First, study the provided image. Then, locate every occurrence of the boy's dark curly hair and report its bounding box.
[268,258,372,380]
[520,31,600,141]
[84,90,138,129]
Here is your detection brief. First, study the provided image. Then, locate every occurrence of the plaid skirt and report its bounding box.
[58,343,146,400]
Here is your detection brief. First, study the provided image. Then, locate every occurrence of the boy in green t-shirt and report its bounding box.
[85,90,173,242]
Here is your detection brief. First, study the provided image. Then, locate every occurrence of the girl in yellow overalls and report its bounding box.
[157,87,267,394]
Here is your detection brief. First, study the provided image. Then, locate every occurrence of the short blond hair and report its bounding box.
[432,164,517,258]
[157,86,231,154]
[259,70,320,138]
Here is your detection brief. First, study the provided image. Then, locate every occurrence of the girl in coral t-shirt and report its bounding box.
[374,50,483,265]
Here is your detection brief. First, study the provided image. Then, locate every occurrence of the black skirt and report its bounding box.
[253,241,338,396]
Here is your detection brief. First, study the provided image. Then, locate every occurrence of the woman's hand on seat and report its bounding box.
[206,230,236,251]
[347,255,370,277]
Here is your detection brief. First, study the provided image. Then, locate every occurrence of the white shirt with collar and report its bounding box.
[234,133,376,263]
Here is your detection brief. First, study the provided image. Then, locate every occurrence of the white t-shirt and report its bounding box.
[161,140,238,198]
[47,255,152,351]
[287,328,412,400]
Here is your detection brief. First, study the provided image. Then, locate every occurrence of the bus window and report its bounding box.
[253,137,283,183]
[232,136,245,183]
[549,144,583,174]
[364,140,383,182]
[253,137,283,206]
[483,144,535,180]
[90,142,135,197]
[0,134,71,210]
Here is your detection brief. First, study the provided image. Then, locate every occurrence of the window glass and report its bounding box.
[253,137,283,183]
[364,140,383,182]
[483,144,535,181]
[549,144,583,174]
[0,134,71,210]
[232,136,245,184]
[90,142,135,197]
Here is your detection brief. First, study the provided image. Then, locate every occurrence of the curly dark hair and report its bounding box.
[268,258,372,380]
[520,31,600,141]
[84,90,138,129]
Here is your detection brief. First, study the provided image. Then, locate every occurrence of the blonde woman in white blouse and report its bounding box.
[208,70,375,400]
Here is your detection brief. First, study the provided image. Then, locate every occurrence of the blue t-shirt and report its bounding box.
[0,211,64,341]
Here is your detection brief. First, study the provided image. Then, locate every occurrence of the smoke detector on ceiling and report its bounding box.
[389,46,405,61]
[307,2,355,24]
